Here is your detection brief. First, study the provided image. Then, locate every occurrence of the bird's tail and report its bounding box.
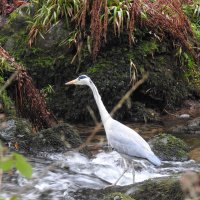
[147,153,161,166]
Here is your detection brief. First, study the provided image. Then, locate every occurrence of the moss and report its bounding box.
[15,118,33,136]
[149,133,189,161]
[71,176,184,200]
[132,178,183,200]
[138,39,158,57]
[30,123,90,155]
[104,192,135,200]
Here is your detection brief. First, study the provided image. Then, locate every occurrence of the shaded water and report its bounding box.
[1,122,200,199]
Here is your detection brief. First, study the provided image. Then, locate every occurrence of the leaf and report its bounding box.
[13,153,32,178]
[0,157,14,172]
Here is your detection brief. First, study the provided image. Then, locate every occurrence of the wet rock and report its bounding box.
[131,102,160,123]
[0,118,32,144]
[69,176,184,200]
[170,117,200,134]
[0,118,89,156]
[149,133,189,161]
[30,123,89,155]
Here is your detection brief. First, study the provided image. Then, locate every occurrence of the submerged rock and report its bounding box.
[170,117,200,135]
[149,133,189,161]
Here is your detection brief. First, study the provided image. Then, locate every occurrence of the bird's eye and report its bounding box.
[78,75,87,80]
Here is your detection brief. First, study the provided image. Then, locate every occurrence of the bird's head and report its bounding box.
[65,75,91,86]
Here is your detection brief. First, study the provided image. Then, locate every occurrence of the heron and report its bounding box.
[65,75,161,185]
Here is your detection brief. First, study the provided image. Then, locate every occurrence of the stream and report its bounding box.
[1,122,200,200]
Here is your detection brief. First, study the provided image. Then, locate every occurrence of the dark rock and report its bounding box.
[170,117,200,134]
[149,133,189,161]
[36,21,69,50]
[68,176,184,200]
[30,123,89,155]
[0,118,89,156]
[0,118,32,143]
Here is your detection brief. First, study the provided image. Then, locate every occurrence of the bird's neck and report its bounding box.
[89,81,110,124]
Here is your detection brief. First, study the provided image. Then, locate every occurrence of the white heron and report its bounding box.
[65,75,161,185]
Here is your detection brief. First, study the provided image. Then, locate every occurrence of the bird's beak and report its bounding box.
[65,79,77,85]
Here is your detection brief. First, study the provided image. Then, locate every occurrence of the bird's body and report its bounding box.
[66,75,161,184]
[104,118,161,166]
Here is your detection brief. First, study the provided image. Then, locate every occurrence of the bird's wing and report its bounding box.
[106,119,154,160]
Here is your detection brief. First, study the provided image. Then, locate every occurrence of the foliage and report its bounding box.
[183,53,200,87]
[138,39,158,57]
[41,84,55,101]
[183,0,200,52]
[0,47,57,130]
[0,88,14,115]
[0,142,32,200]
[28,0,199,61]
[0,0,28,16]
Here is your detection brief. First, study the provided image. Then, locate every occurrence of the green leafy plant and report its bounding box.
[0,142,32,200]
[41,84,54,97]
[181,52,200,87]
[28,0,199,61]
[0,143,32,178]
[138,39,158,57]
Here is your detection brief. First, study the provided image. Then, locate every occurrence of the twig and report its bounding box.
[0,70,19,94]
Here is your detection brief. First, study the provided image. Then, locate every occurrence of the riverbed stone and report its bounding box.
[149,133,189,161]
[170,117,200,134]
[69,176,184,200]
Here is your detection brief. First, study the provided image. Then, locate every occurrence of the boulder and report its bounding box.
[148,133,189,161]
[0,118,32,145]
[30,123,89,155]
[68,176,184,200]
[0,118,89,155]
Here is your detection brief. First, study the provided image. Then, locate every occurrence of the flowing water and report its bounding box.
[1,122,200,199]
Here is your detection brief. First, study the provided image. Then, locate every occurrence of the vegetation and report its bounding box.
[0,142,32,200]
[28,0,199,61]
[0,47,57,130]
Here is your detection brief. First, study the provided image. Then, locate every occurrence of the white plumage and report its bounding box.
[66,75,161,184]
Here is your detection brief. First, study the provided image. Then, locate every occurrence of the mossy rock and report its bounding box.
[130,178,183,200]
[149,133,189,161]
[0,118,32,142]
[29,123,90,155]
[70,176,184,200]
[0,118,89,156]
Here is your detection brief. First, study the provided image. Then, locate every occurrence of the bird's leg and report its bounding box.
[112,158,128,186]
[113,167,128,186]
[131,160,136,183]
[132,167,135,184]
